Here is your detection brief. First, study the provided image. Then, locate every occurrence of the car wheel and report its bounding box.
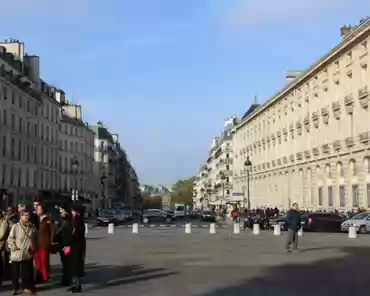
[165,217,172,223]
[143,217,149,224]
[359,225,367,234]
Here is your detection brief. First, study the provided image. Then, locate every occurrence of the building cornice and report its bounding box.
[235,19,370,131]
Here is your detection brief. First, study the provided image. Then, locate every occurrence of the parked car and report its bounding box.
[201,211,216,222]
[341,211,370,234]
[270,215,288,231]
[141,209,173,224]
[97,210,117,226]
[301,212,344,232]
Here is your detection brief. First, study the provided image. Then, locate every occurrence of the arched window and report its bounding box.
[349,159,357,176]
[337,162,344,177]
[326,164,332,178]
[365,157,370,174]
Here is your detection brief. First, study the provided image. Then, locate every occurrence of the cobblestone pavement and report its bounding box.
[3,228,370,296]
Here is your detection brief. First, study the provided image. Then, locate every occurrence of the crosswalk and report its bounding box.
[92,223,229,229]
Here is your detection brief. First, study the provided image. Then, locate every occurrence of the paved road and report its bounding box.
[3,228,370,295]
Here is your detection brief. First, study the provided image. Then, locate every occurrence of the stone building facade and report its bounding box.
[193,117,238,208]
[232,19,370,211]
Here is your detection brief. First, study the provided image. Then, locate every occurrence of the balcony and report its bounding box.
[344,94,354,105]
[333,140,341,150]
[312,147,319,156]
[296,152,303,160]
[283,156,288,164]
[272,160,276,167]
[360,132,370,143]
[345,136,354,147]
[277,158,282,165]
[304,150,311,159]
[358,86,369,108]
[322,144,330,153]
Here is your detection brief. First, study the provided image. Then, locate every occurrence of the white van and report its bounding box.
[341,211,370,234]
[174,204,185,218]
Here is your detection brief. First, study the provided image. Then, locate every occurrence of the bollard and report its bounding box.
[132,223,139,234]
[85,223,88,235]
[233,223,240,234]
[348,226,357,239]
[253,223,260,235]
[108,223,115,234]
[298,227,303,237]
[185,223,192,234]
[273,224,281,236]
[210,223,216,234]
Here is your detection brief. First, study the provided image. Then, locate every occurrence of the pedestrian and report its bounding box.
[285,203,301,252]
[34,203,55,283]
[7,211,38,295]
[55,204,71,286]
[63,204,85,293]
[30,200,40,230]
[0,210,11,291]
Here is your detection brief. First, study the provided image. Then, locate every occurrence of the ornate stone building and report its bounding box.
[233,19,370,211]
[193,117,237,208]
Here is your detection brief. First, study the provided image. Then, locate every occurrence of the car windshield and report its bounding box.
[101,210,115,217]
[175,206,185,211]
[351,212,369,220]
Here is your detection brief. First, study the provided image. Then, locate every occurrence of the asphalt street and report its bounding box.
[3,227,370,296]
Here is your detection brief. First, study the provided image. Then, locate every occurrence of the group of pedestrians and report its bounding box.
[0,200,86,294]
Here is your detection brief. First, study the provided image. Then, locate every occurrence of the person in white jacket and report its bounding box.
[7,211,38,295]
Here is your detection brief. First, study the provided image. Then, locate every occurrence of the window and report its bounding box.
[318,187,323,206]
[3,110,7,125]
[11,114,15,130]
[367,184,370,208]
[10,138,15,158]
[339,185,345,207]
[2,136,6,157]
[27,101,30,112]
[328,186,333,206]
[19,118,23,133]
[18,95,22,109]
[352,184,359,207]
[3,86,7,100]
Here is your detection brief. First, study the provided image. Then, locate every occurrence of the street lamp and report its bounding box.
[244,156,252,210]
[219,172,225,203]
[71,157,79,203]
[100,172,107,208]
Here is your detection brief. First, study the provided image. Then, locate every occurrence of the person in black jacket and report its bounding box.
[285,203,301,252]
[63,204,85,293]
[55,204,72,286]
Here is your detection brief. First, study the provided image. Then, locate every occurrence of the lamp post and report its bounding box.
[71,157,79,203]
[100,172,107,209]
[219,172,225,204]
[244,156,252,210]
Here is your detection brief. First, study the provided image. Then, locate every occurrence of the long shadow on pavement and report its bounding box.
[39,263,178,292]
[198,246,370,296]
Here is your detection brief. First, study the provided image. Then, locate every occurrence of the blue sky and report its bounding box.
[0,0,369,185]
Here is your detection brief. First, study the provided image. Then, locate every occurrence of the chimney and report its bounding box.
[340,25,353,39]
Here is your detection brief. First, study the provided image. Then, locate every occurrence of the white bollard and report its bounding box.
[209,223,216,234]
[233,223,240,234]
[108,223,115,234]
[298,227,303,236]
[85,223,88,235]
[348,226,357,239]
[273,224,281,236]
[132,223,139,234]
[253,223,260,235]
[185,223,192,234]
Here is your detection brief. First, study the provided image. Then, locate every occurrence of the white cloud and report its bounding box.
[228,0,352,25]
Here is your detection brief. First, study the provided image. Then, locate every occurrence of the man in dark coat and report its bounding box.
[63,204,85,293]
[56,204,72,286]
[285,203,301,252]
